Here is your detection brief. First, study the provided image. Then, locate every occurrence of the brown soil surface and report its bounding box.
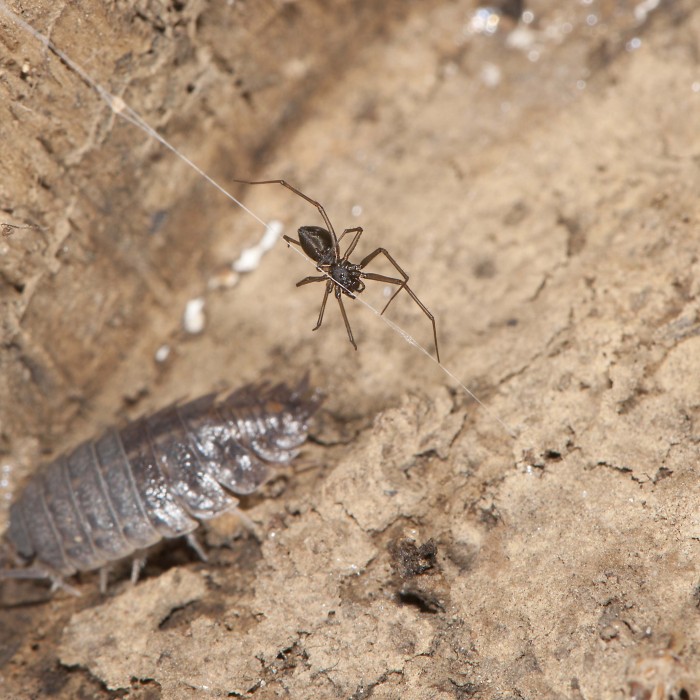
[2,1,700,698]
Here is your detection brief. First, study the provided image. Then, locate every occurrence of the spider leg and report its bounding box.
[233,178,338,251]
[360,272,408,314]
[312,279,334,331]
[283,234,303,249]
[337,227,364,259]
[360,265,441,363]
[359,247,409,279]
[360,246,411,313]
[359,248,410,313]
[296,275,328,287]
[334,285,358,351]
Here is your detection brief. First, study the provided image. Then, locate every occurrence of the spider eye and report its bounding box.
[298,226,334,262]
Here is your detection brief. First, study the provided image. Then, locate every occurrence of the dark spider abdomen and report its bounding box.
[298,226,335,265]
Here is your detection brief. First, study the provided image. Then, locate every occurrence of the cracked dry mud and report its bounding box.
[2,1,700,698]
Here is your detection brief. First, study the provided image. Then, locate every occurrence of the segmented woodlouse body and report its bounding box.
[0,377,320,582]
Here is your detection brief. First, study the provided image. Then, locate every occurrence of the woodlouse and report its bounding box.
[0,377,320,590]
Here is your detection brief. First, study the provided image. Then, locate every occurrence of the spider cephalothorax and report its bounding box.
[298,226,365,296]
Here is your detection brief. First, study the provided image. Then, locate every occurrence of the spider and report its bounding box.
[232,178,440,363]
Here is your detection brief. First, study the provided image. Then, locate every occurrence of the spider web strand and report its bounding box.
[0,3,516,438]
[0,1,271,233]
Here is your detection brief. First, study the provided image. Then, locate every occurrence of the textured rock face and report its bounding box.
[2,1,700,699]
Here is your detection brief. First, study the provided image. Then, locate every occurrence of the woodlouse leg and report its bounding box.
[234,508,263,542]
[49,577,82,597]
[131,556,146,585]
[99,566,110,594]
[185,533,208,562]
